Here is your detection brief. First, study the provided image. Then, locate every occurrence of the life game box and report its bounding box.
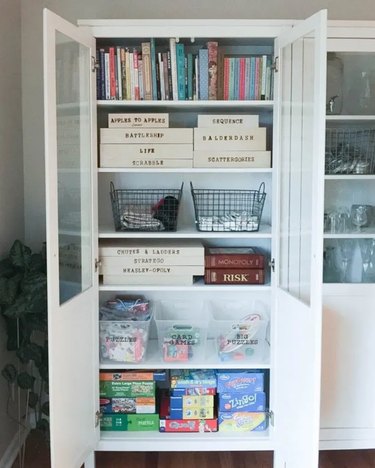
[100,413,159,431]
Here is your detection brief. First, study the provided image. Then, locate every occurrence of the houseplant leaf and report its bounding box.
[9,240,32,269]
[16,343,43,366]
[17,372,35,390]
[1,364,17,383]
[28,392,39,409]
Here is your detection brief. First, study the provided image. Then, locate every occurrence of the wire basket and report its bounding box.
[110,182,184,232]
[190,182,266,232]
[325,128,375,175]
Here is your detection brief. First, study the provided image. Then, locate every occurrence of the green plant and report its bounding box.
[0,240,49,437]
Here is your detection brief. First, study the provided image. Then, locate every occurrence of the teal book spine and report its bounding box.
[187,53,193,100]
[150,38,157,100]
[176,43,186,100]
[198,49,209,100]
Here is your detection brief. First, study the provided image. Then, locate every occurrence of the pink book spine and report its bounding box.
[133,49,140,100]
[239,57,246,101]
[223,57,230,101]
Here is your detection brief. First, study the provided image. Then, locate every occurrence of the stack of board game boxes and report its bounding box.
[99,370,164,432]
[217,370,267,432]
[204,246,266,285]
[159,369,218,432]
[100,113,193,168]
[99,239,205,286]
[193,114,271,168]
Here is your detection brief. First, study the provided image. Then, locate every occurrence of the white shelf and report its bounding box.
[324,228,375,239]
[99,224,272,239]
[325,174,375,180]
[98,428,272,452]
[99,339,271,370]
[326,115,375,120]
[97,100,274,110]
[99,278,271,292]
[98,167,273,174]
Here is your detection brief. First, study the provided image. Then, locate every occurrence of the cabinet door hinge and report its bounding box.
[91,56,99,72]
[269,258,275,273]
[95,258,102,273]
[272,56,279,73]
[268,410,275,427]
[95,410,102,428]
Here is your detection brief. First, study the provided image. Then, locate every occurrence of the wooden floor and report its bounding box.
[12,432,375,468]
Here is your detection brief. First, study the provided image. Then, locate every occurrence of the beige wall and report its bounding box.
[21,0,375,248]
[0,0,24,460]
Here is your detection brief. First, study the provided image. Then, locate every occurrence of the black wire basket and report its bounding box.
[110,182,184,232]
[325,128,375,175]
[190,182,266,232]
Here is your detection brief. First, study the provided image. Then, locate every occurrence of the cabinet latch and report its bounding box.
[95,410,102,428]
[269,258,275,273]
[267,410,275,427]
[272,56,279,73]
[91,56,100,72]
[95,258,102,273]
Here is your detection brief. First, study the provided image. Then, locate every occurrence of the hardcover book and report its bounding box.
[198,48,209,100]
[207,41,218,100]
[204,268,265,285]
[205,247,265,269]
[141,42,152,100]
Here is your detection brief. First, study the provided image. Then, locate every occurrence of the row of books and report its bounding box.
[96,40,274,101]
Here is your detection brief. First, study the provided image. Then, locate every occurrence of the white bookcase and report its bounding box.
[43,10,328,468]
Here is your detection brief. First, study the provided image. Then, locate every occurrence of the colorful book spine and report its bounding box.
[244,57,251,101]
[141,42,152,100]
[120,48,126,100]
[254,56,260,100]
[138,59,144,100]
[250,56,256,100]
[162,52,170,100]
[158,53,165,100]
[223,57,230,100]
[204,268,265,285]
[109,47,116,99]
[194,55,199,100]
[125,48,131,101]
[99,48,105,100]
[169,38,178,100]
[116,46,122,100]
[239,57,246,101]
[187,53,193,100]
[96,49,101,99]
[167,51,173,100]
[133,50,140,100]
[129,51,135,100]
[176,43,186,100]
[198,48,209,100]
[229,58,235,100]
[207,41,218,100]
[104,51,110,100]
[150,38,157,100]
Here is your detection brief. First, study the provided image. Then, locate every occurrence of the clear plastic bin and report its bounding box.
[99,316,152,363]
[154,301,209,363]
[209,300,269,362]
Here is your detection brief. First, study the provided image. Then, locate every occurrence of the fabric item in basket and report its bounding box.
[198,212,260,231]
[152,196,179,231]
[121,205,164,231]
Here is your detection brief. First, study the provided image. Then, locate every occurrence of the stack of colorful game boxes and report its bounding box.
[159,369,218,432]
[99,370,165,431]
[217,369,268,432]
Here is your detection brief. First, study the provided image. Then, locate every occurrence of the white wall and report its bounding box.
[21,0,375,248]
[0,0,24,460]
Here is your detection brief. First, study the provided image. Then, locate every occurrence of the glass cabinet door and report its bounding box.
[324,40,375,284]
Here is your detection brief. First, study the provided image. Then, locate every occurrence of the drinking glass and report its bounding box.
[337,239,355,283]
[359,238,375,282]
[350,205,369,232]
[323,246,340,283]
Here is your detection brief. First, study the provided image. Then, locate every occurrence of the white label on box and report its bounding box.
[100,144,193,167]
[100,264,204,276]
[101,128,193,144]
[102,275,194,286]
[108,113,169,128]
[197,114,259,128]
[101,255,204,269]
[193,127,266,151]
[193,150,271,168]
[99,240,204,257]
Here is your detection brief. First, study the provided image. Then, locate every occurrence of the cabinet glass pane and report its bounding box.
[279,34,317,305]
[56,31,92,304]
[326,52,375,115]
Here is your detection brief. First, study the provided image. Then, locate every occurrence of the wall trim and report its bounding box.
[0,426,30,468]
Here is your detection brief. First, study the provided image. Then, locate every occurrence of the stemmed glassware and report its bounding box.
[337,239,355,283]
[359,238,375,282]
[350,205,369,232]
